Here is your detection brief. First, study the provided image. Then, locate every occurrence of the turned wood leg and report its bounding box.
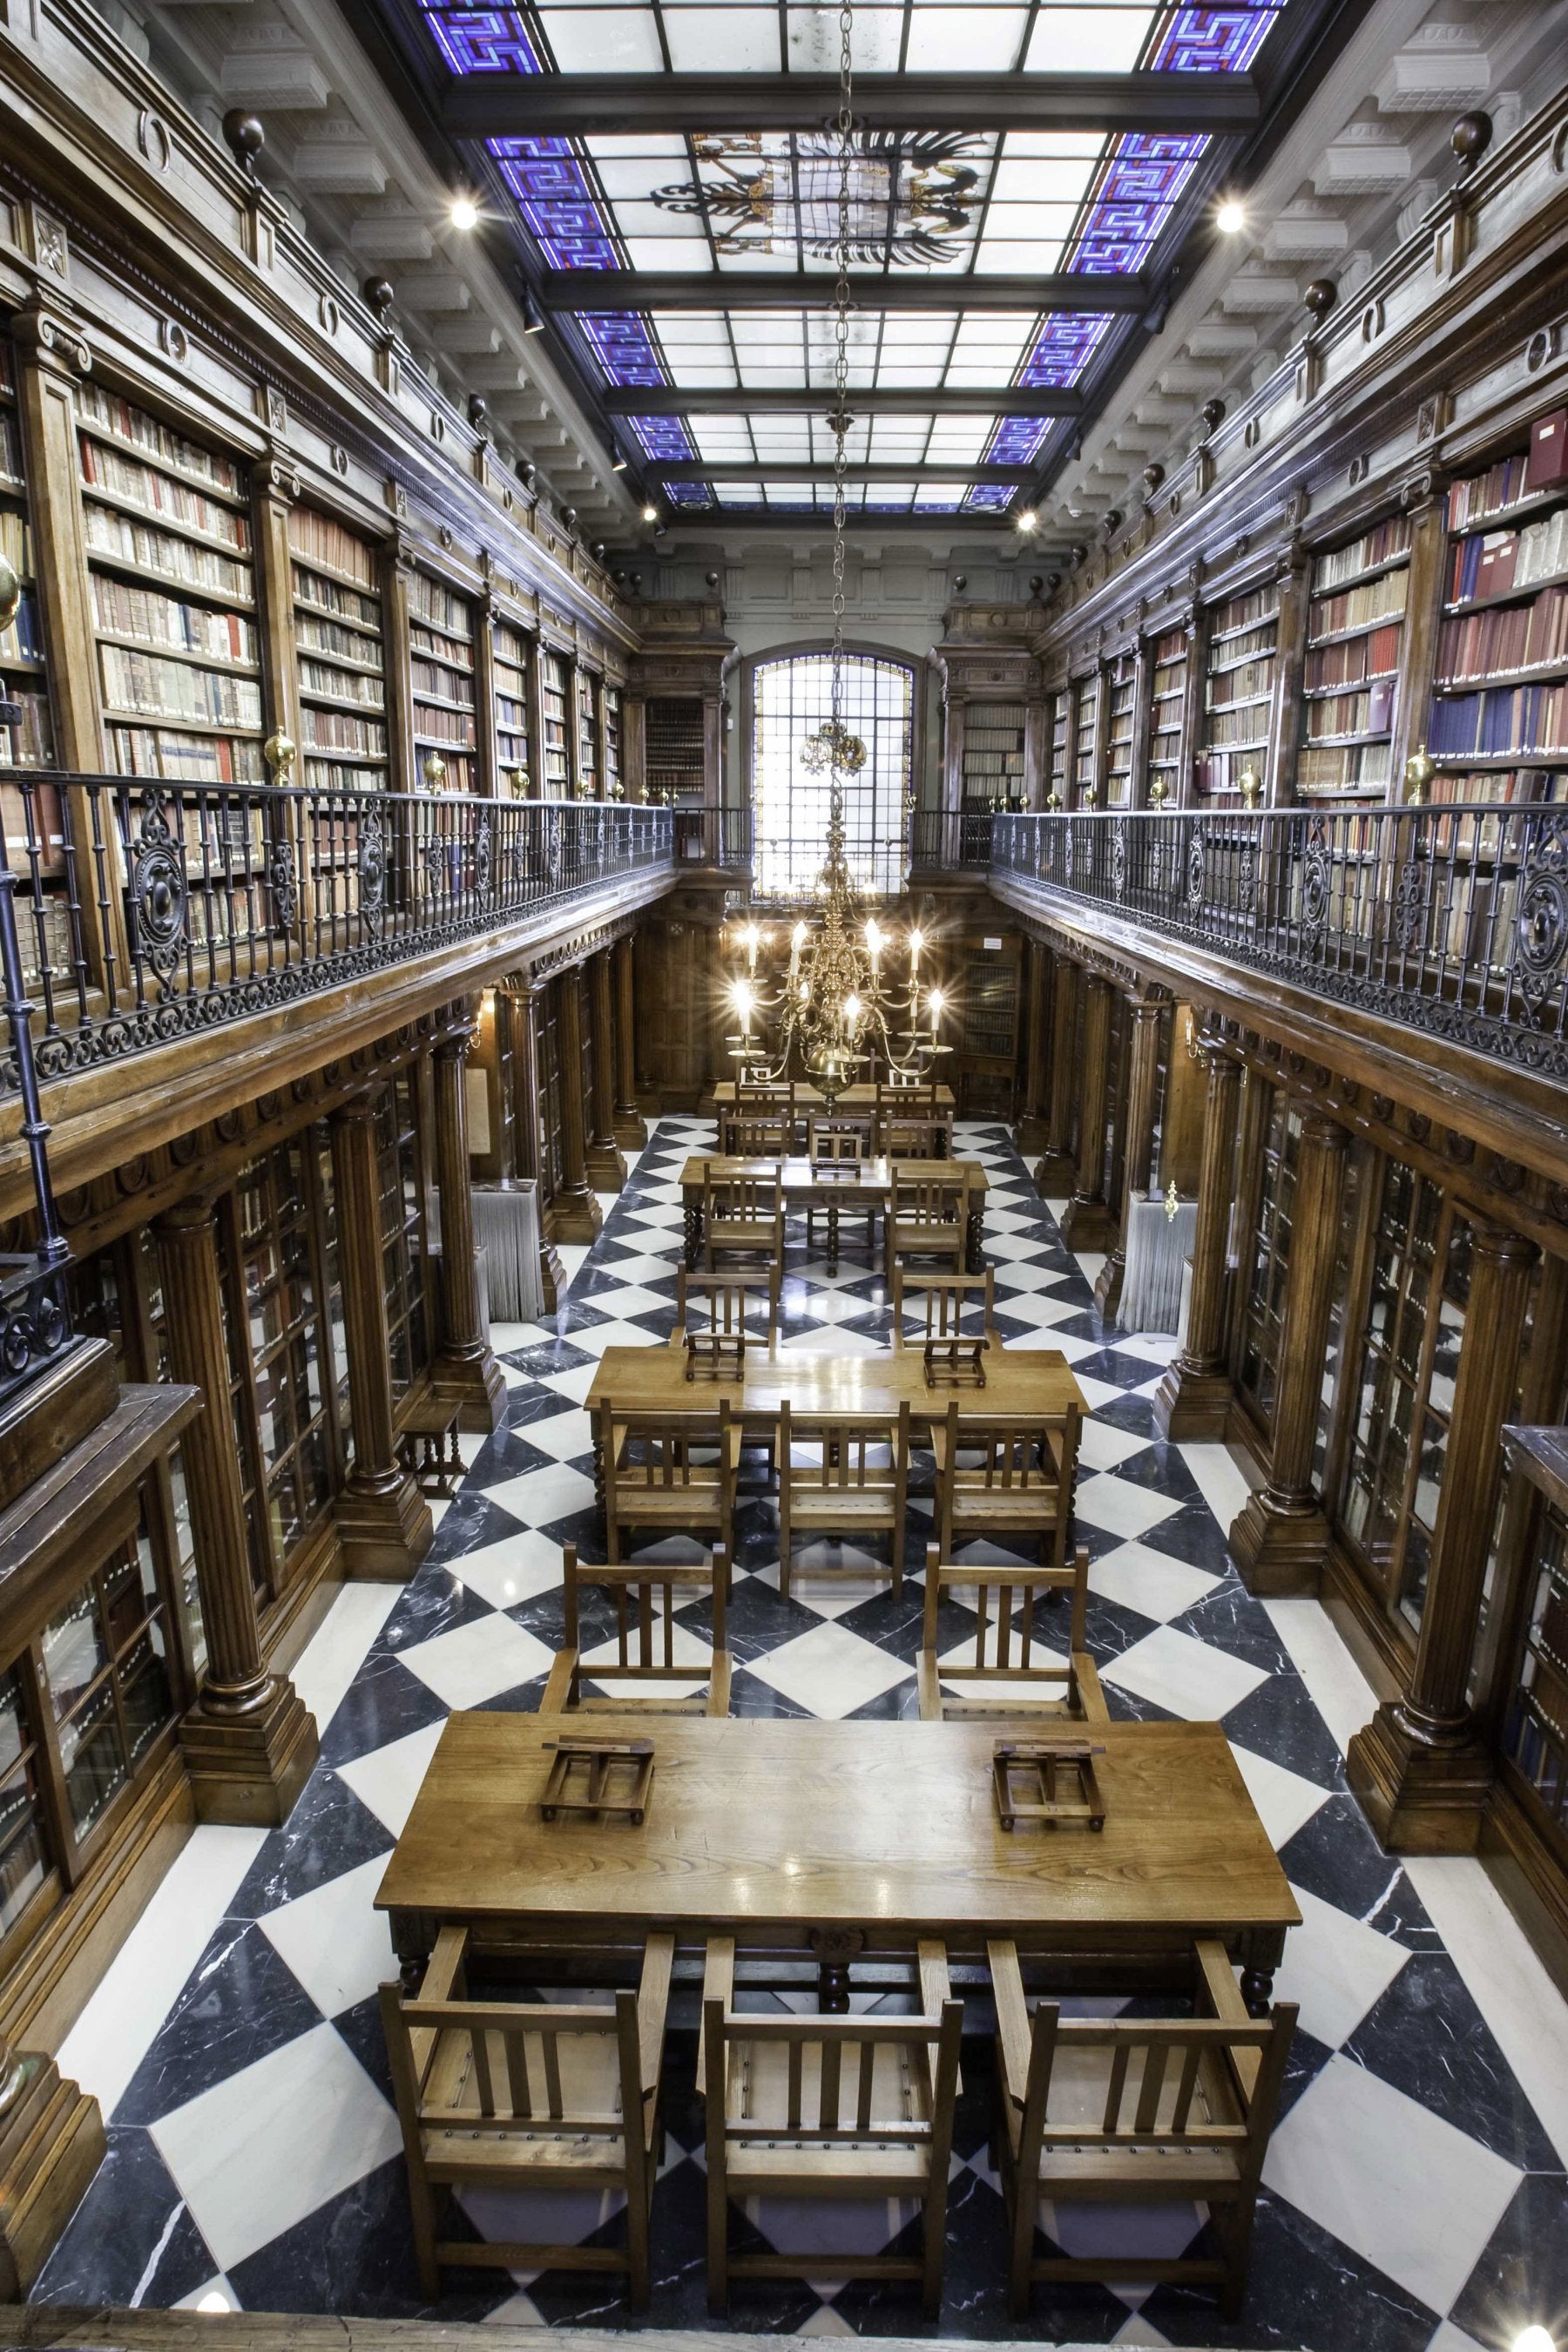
[685,1200,701,1268]
[810,1925,864,2013]
[1240,1964,1274,2017]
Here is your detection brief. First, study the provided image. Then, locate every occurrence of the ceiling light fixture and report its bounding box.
[449,193,479,232]
[641,503,659,524]
[1514,2331,1556,2352]
[612,455,628,472]
[520,285,547,335]
[1016,508,1038,534]
[1216,198,1247,234]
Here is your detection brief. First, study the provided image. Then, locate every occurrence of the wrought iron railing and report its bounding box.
[991,805,1568,1081]
[0,777,674,1096]
[669,804,754,868]
[909,808,999,870]
[0,868,73,1405]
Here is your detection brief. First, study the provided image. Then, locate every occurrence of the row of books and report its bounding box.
[290,510,377,591]
[301,658,384,711]
[1449,411,1568,526]
[1205,704,1271,750]
[1208,623,1276,671]
[1298,744,1390,793]
[1308,573,1409,643]
[0,691,53,768]
[78,383,246,499]
[408,576,471,642]
[1447,509,1568,605]
[411,656,474,708]
[1314,516,1413,591]
[1207,657,1274,709]
[85,503,251,600]
[964,751,1025,774]
[0,587,44,662]
[1305,624,1402,693]
[1211,589,1278,636]
[79,436,251,552]
[413,704,476,748]
[91,575,257,665]
[0,508,31,578]
[964,727,1025,752]
[1305,680,1395,740]
[0,409,22,489]
[1428,681,1568,757]
[1436,586,1568,686]
[108,724,266,784]
[301,707,388,758]
[99,645,264,727]
[299,760,389,794]
[293,566,381,639]
[1423,768,1565,807]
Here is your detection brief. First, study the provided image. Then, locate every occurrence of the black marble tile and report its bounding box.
[1224,1673,1350,1789]
[378,1559,500,1650]
[1171,1583,1299,1674]
[1144,2186,1441,2351]
[226,2153,497,2318]
[1276,1797,1443,1952]
[228,1767,395,1918]
[114,1920,324,2126]
[319,1650,451,1767]
[1139,1497,1240,1573]
[1446,2171,1568,2350]
[31,2127,217,2307]
[1346,1950,1562,2172]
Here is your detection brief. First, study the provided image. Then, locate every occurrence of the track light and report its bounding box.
[1216,198,1246,234]
[612,456,628,472]
[641,504,659,524]
[520,286,547,335]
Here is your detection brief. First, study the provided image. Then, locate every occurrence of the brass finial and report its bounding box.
[1045,788,1063,812]
[263,730,297,782]
[1165,1179,1180,1223]
[1404,742,1436,804]
[1238,764,1262,808]
[1149,774,1168,808]
[422,750,448,787]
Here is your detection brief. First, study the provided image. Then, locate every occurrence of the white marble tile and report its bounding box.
[1073,1371,1139,1415]
[596,1250,679,1282]
[399,1612,554,1708]
[1263,2052,1522,2313]
[539,1360,603,1406]
[1424,2323,1491,2352]
[483,1458,598,1526]
[756,1544,900,1620]
[745,1619,911,1719]
[151,2022,402,2274]
[1177,1441,1254,1536]
[794,2304,858,2335]
[1112,1330,1183,1365]
[445,1527,569,1612]
[1111,2315,1173,2347]
[1273,1882,1410,2051]
[1074,1251,1109,1288]
[1405,1854,1568,2170]
[1072,1473,1181,1542]
[57,1823,267,2123]
[984,1232,1054,1263]
[258,1855,396,2017]
[558,1317,668,1360]
[174,2279,241,2313]
[1088,1540,1218,1625]
[555,1241,592,1294]
[1075,1419,1154,1475]
[1104,1624,1269,1720]
[337,1720,446,1839]
[781,1324,886,1356]
[578,1281,671,1321]
[287,1584,401,1739]
[480,2290,549,2326]
[989,1258,1078,1294]
[1228,1741,1333,1849]
[1262,1596,1380,1757]
[990,1288,1087,1330]
[515,1404,595,1462]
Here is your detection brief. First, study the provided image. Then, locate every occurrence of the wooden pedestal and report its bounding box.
[334,1470,435,1581]
[1347,1704,1493,1855]
[1152,1362,1234,1443]
[179,1679,318,1828]
[1229,1490,1329,1596]
[0,2047,105,2297]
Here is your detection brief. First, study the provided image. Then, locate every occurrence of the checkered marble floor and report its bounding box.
[34,1120,1568,2349]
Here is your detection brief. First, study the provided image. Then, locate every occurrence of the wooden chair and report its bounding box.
[675,1264,780,1377]
[380,1923,675,2307]
[878,1112,950,1162]
[987,1936,1296,2320]
[734,1079,796,1147]
[805,1112,876,1266]
[701,1933,963,2316]
[604,1397,741,1564]
[542,1540,733,1717]
[892,1267,999,1384]
[777,1399,910,1599]
[929,1398,1080,1568]
[885,1164,970,1276]
[917,1543,1107,1722]
[703,1171,785,1270]
[719,1112,790,1159]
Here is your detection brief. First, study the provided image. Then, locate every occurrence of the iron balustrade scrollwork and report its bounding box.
[990,805,1568,1083]
[0,868,74,1409]
[668,805,754,869]
[0,776,675,1098]
[909,808,997,871]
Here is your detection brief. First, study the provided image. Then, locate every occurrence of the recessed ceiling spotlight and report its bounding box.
[641,504,659,524]
[1216,198,1247,234]
[1514,2331,1557,2352]
[449,194,479,231]
[520,287,547,335]
[612,456,628,472]
[1016,508,1038,533]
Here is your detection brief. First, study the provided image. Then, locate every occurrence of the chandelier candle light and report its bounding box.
[724,0,946,1108]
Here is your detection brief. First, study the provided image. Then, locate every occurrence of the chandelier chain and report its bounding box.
[831,0,853,747]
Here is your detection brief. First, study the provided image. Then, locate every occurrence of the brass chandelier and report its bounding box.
[723,0,946,1106]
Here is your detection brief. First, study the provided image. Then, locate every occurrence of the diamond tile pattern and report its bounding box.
[32,1119,1566,2346]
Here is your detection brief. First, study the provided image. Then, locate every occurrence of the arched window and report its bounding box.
[752,652,913,899]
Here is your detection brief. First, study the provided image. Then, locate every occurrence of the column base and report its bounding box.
[335,1470,435,1581]
[1093,1246,1126,1322]
[1032,1149,1077,1199]
[1347,1704,1493,1855]
[179,1677,319,1828]
[585,1140,628,1193]
[1015,1114,1051,1156]
[433,1348,507,1435]
[1228,1490,1328,1596]
[539,1240,566,1316]
[1059,1195,1117,1251]
[1152,1361,1234,1443]
[0,2050,106,2296]
[551,1186,605,1245]
[614,1107,649,1150]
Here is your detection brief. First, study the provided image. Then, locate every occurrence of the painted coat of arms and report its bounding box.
[652,131,983,266]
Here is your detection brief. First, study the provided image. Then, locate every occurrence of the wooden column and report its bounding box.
[1264,551,1309,805]
[1154,1041,1241,1440]
[431,1017,506,1432]
[153,1196,318,1822]
[383,538,419,794]
[1126,637,1155,807]
[1016,937,1052,1155]
[328,1099,435,1578]
[1348,1223,1539,1853]
[585,946,628,1191]
[612,932,648,1148]
[1035,952,1078,1194]
[473,595,501,801]
[1059,974,1117,1251]
[507,975,565,1311]
[552,966,604,1243]
[1229,1109,1348,1593]
[1095,995,1165,1321]
[1387,480,1448,805]
[624,694,647,800]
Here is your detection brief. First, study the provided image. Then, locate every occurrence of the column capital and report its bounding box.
[1468,1220,1539,1271]
[1298,1106,1349,1150]
[435,1019,479,1062]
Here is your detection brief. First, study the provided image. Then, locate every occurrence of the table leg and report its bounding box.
[685,1200,701,1269]
[810,1924,864,2013]
[1240,1963,1275,2016]
[393,1912,433,1995]
[966,1206,984,1274]
[828,1196,840,1276]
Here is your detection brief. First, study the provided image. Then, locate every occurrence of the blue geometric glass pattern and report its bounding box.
[1152,5,1284,71]
[1070,133,1208,274]
[418,7,543,73]
[1016,313,1113,389]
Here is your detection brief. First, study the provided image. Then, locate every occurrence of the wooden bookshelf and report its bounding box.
[540,647,571,797]
[0,340,55,779]
[1048,686,1069,803]
[290,507,389,794]
[408,568,476,794]
[605,683,623,801]
[1105,651,1136,808]
[1146,627,1186,805]
[78,379,264,790]
[577,667,599,800]
[493,617,532,793]
[645,694,705,804]
[1429,410,1568,805]
[962,700,1026,811]
[1071,669,1101,807]
[1199,585,1280,801]
[1296,516,1412,801]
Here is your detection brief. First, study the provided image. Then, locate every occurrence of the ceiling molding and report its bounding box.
[605,388,1083,417]
[540,271,1150,314]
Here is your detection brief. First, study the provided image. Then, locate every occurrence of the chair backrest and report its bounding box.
[706,1172,781,1225]
[877,1074,938,1109]
[720,1112,790,1159]
[879,1114,948,1160]
[939,1397,1079,1492]
[807,1113,868,1169]
[737,1077,794,1116]
[676,1265,779,1374]
[705,1992,963,2158]
[1021,2003,1294,2168]
[893,1268,996,1352]
[921,1540,1089,1680]
[891,1165,968,1225]
[609,1399,734,1492]
[380,1923,645,2143]
[780,1398,910,1497]
[564,1539,728,1680]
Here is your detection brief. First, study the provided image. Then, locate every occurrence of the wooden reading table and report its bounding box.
[680,1153,986,1269]
[376,1713,1298,2010]
[714,1080,956,1124]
